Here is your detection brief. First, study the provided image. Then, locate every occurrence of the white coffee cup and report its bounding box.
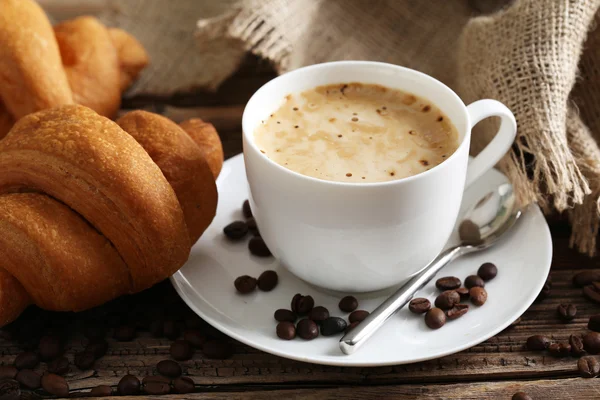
[242,61,516,293]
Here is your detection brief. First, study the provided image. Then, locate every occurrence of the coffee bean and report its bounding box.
[308,306,329,323]
[157,360,182,378]
[41,373,69,397]
[150,319,164,337]
[163,320,181,340]
[320,317,348,336]
[589,314,600,332]
[297,295,314,315]
[247,218,259,235]
[291,293,302,313]
[15,369,41,390]
[536,276,552,302]
[512,392,532,400]
[573,270,600,287]
[583,282,600,303]
[142,375,171,385]
[170,340,194,361]
[570,334,586,356]
[409,298,431,314]
[435,276,461,291]
[173,376,195,394]
[242,200,252,218]
[89,385,113,397]
[583,332,600,354]
[276,322,296,340]
[346,321,360,333]
[349,310,370,323]
[118,374,140,395]
[0,378,20,400]
[47,356,69,375]
[434,290,460,310]
[143,380,171,395]
[248,237,272,257]
[548,342,571,357]
[464,275,485,289]
[297,319,319,340]
[202,340,233,359]
[456,287,470,301]
[526,335,551,351]
[425,308,446,329]
[257,270,278,291]
[183,330,206,348]
[234,275,257,294]
[74,352,95,370]
[478,262,498,281]
[223,221,248,240]
[578,356,600,378]
[114,325,136,341]
[556,304,577,322]
[0,367,17,380]
[38,335,62,361]
[446,304,469,320]
[14,351,39,370]
[339,296,359,312]
[274,309,296,323]
[86,339,108,359]
[470,287,487,306]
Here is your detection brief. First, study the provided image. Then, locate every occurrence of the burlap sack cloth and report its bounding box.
[194,0,600,256]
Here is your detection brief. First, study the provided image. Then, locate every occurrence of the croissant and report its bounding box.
[0,105,220,326]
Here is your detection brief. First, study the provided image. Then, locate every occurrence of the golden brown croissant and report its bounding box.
[108,28,150,92]
[179,118,225,179]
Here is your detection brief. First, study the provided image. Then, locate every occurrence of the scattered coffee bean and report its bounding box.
[583,332,600,354]
[425,308,446,329]
[173,376,195,394]
[86,339,108,359]
[464,275,485,289]
[202,340,233,359]
[247,218,259,235]
[583,282,600,304]
[114,325,136,341]
[589,314,600,332]
[248,237,272,257]
[223,221,248,240]
[297,319,319,340]
[150,320,164,338]
[89,385,113,397]
[242,199,252,218]
[234,275,257,294]
[293,295,314,315]
[257,270,278,291]
[478,262,498,281]
[320,317,348,336]
[578,356,600,378]
[409,298,431,314]
[74,352,95,370]
[470,287,487,306]
[47,356,69,375]
[38,335,62,361]
[142,376,171,385]
[446,304,469,320]
[41,373,69,397]
[276,322,296,340]
[536,275,552,302]
[345,321,360,333]
[456,287,470,301]
[0,366,17,380]
[14,351,39,370]
[556,304,577,322]
[0,378,19,400]
[183,330,206,348]
[526,335,551,351]
[156,360,182,378]
[163,320,181,340]
[291,294,303,313]
[339,296,359,312]
[274,309,296,323]
[170,340,194,361]
[143,380,171,395]
[118,374,140,395]
[349,310,370,323]
[435,276,461,291]
[548,342,571,357]
[570,335,586,356]
[573,270,600,287]
[15,369,41,390]
[512,392,532,400]
[308,306,329,323]
[435,290,460,310]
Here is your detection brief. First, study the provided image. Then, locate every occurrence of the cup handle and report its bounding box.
[464,99,517,188]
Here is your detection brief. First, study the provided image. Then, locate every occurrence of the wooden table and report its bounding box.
[4,56,600,399]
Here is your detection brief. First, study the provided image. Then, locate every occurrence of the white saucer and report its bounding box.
[171,154,552,367]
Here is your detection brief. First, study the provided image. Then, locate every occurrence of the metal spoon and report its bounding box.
[339,183,522,355]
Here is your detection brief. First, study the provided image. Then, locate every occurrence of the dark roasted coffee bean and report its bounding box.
[349,310,370,323]
[150,319,164,338]
[114,325,136,341]
[435,276,461,291]
[425,308,446,329]
[248,237,272,257]
[202,340,233,359]
[574,270,600,287]
[118,374,140,395]
[163,320,181,340]
[170,340,194,361]
[0,367,17,380]
[470,287,487,306]
[74,352,95,370]
[142,375,171,385]
[242,200,252,218]
[157,360,182,378]
[173,376,195,394]
[234,275,257,294]
[0,378,20,400]
[478,262,498,281]
[291,293,302,313]
[548,342,570,357]
[338,296,359,312]
[570,335,586,356]
[143,380,171,395]
[308,306,329,323]
[274,309,296,323]
[14,352,39,370]
[589,314,600,332]
[15,369,41,390]
[89,385,113,397]
[320,317,347,336]
[557,304,577,322]
[526,335,551,351]
[584,282,600,304]
[86,339,108,359]
[446,304,469,320]
[223,221,248,240]
[409,298,431,314]
[41,373,69,397]
[464,275,485,289]
[183,330,206,348]
[296,319,318,340]
[38,335,62,361]
[257,270,278,291]
[536,276,552,302]
[346,321,360,333]
[456,287,470,301]
[578,356,600,378]
[434,290,460,310]
[47,356,69,375]
[247,218,259,235]
[583,332,600,354]
[297,295,314,315]
[276,322,296,340]
[512,392,532,400]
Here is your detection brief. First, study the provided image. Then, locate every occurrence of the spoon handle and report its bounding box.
[339,245,465,355]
